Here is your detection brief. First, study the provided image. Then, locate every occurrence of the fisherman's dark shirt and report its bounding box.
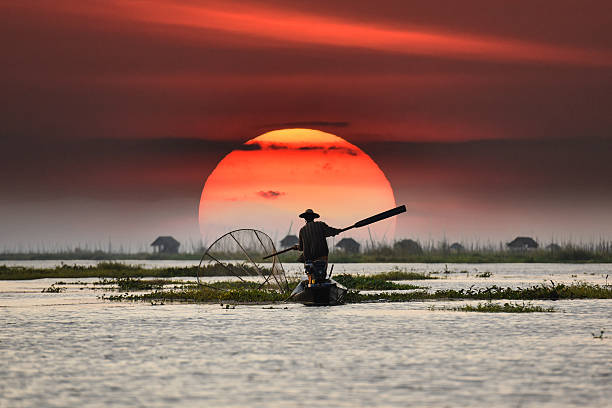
[298,221,341,261]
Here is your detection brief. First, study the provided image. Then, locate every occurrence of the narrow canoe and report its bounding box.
[290,279,348,306]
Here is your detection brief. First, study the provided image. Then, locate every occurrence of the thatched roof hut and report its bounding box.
[394,239,423,255]
[336,238,360,254]
[450,242,465,252]
[507,237,538,250]
[151,236,180,254]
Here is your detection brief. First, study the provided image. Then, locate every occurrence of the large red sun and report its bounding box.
[199,129,397,245]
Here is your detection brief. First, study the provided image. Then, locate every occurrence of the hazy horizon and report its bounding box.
[2,137,612,251]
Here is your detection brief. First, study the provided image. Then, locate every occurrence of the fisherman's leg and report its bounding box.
[304,262,315,285]
[313,261,328,282]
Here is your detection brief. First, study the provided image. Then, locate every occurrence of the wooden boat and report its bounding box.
[290,279,348,306]
[260,205,406,306]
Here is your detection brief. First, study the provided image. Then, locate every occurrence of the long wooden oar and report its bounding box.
[263,245,296,259]
[263,205,406,259]
[337,205,406,234]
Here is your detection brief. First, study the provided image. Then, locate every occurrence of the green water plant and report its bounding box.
[41,284,64,293]
[429,301,556,313]
[333,274,424,290]
[345,282,612,303]
[90,276,612,304]
[92,277,269,292]
[370,270,437,280]
[103,286,288,304]
[94,277,195,291]
[0,262,264,280]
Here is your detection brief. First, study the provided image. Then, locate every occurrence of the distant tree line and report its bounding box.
[3,235,612,262]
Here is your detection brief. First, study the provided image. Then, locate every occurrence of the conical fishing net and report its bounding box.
[198,229,289,292]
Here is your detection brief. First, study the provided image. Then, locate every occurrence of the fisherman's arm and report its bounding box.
[323,223,342,237]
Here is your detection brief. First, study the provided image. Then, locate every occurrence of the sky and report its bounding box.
[1,0,611,251]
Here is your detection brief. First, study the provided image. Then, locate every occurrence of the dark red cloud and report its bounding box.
[2,0,611,143]
[42,1,612,65]
[257,191,285,199]
[3,137,610,202]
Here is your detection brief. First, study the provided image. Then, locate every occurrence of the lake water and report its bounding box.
[1,262,610,407]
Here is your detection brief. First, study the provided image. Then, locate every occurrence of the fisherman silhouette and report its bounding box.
[261,205,404,305]
[293,209,341,284]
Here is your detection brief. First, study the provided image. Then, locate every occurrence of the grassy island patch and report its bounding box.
[104,287,288,304]
[429,302,556,313]
[345,282,612,303]
[333,274,426,290]
[370,271,437,280]
[0,262,262,280]
[89,278,612,304]
[1,263,439,282]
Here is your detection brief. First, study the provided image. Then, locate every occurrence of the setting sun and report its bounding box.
[199,129,397,244]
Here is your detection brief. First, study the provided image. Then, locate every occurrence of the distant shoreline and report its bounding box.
[1,250,611,263]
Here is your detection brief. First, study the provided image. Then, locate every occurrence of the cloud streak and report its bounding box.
[88,0,612,66]
[261,121,350,129]
[257,190,285,199]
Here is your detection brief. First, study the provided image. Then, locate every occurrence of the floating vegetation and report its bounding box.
[33,271,610,305]
[206,280,270,290]
[55,280,91,285]
[370,270,437,280]
[476,272,492,278]
[94,277,194,291]
[429,302,556,313]
[41,284,64,293]
[102,287,288,304]
[98,280,612,305]
[433,265,470,275]
[333,274,424,290]
[0,262,264,280]
[90,277,274,292]
[345,282,612,303]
